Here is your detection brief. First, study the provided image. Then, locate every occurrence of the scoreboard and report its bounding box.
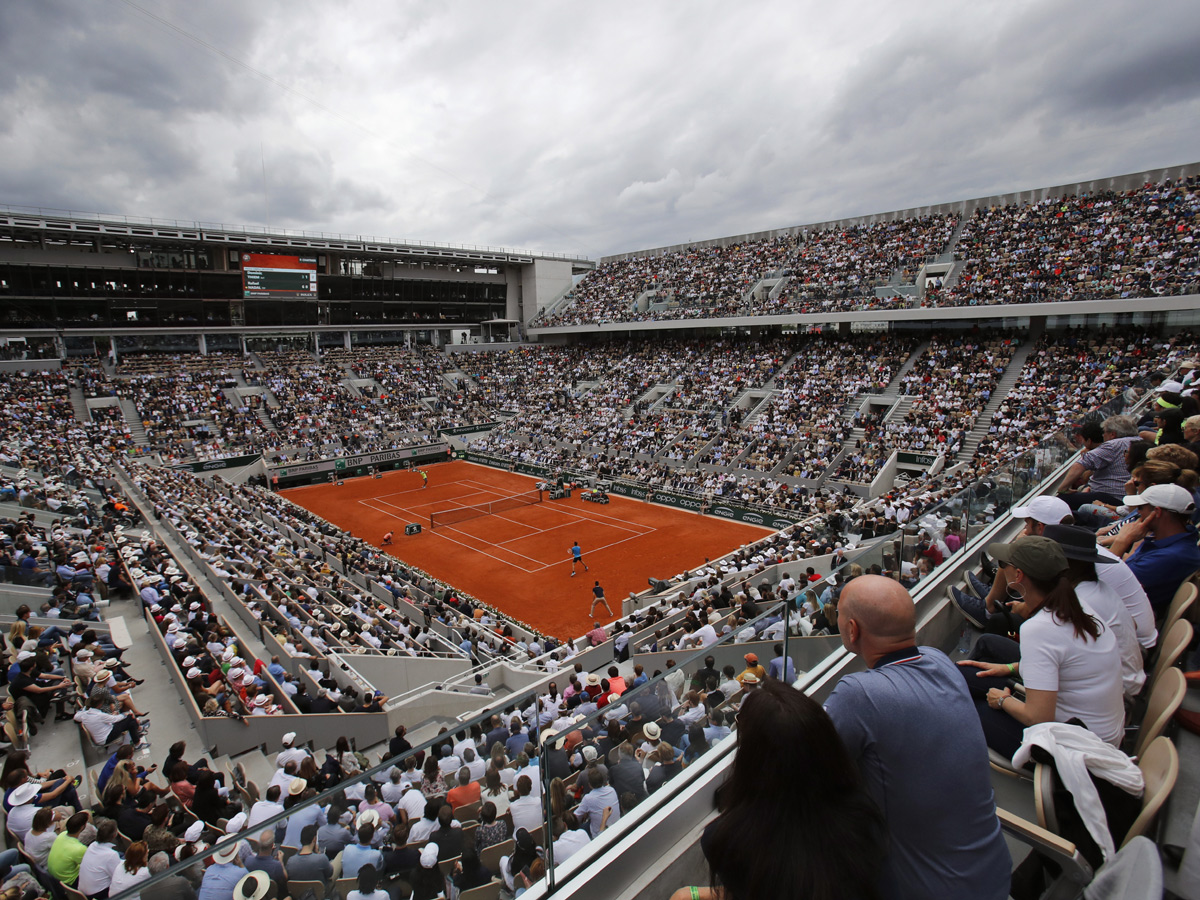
[242,253,319,299]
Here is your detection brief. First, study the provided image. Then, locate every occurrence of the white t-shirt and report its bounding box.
[1019,607,1125,746]
[1076,580,1145,699]
[508,794,542,834]
[1096,547,1158,650]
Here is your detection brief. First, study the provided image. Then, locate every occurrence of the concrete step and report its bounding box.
[118,398,149,446]
[68,386,90,424]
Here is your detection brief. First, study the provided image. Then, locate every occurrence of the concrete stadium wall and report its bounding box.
[341,653,472,698]
[528,292,1200,337]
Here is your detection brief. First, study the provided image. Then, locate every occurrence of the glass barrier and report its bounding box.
[535,600,787,890]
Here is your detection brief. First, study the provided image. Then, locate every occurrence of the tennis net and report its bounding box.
[429,490,544,529]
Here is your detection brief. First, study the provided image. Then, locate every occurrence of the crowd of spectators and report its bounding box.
[972,327,1169,464]
[532,237,797,326]
[532,178,1197,328]
[767,215,959,314]
[942,178,1200,307]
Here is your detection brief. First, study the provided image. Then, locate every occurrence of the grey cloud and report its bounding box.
[0,0,1198,260]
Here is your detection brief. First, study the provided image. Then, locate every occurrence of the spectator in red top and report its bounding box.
[917,532,944,566]
[446,768,481,811]
[606,666,627,695]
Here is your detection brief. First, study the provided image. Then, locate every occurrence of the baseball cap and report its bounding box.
[1012,495,1072,526]
[985,536,1070,581]
[1124,483,1196,515]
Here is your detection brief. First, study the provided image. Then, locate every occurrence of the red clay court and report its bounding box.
[281,461,770,638]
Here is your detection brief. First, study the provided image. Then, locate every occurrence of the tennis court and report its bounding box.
[281,461,770,638]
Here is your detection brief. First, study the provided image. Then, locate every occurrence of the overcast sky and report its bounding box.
[1,0,1198,260]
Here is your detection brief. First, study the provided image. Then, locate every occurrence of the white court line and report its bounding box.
[360,491,497,519]
[375,479,529,505]
[356,477,662,576]
[432,507,656,573]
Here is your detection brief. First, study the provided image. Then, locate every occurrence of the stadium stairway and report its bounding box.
[887,338,931,388]
[940,258,968,293]
[68,385,90,424]
[957,334,1040,460]
[117,398,150,447]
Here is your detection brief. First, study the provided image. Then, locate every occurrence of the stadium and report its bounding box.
[2,4,1200,900]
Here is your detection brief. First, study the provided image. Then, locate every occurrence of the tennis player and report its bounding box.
[570,541,589,576]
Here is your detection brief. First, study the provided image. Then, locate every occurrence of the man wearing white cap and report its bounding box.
[276,733,310,770]
[1110,483,1200,615]
[949,495,1073,631]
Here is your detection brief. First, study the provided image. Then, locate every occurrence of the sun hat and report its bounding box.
[10,783,40,806]
[95,669,112,683]
[986,535,1070,581]
[211,841,241,864]
[1011,495,1071,526]
[642,722,661,740]
[288,777,307,796]
[233,870,271,900]
[1042,524,1117,565]
[741,672,761,684]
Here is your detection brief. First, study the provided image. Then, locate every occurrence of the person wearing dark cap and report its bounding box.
[1042,524,1145,699]
[957,535,1124,758]
[1109,482,1200,615]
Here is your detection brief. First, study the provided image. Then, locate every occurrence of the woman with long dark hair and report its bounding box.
[191,769,240,824]
[958,535,1124,757]
[672,679,885,900]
